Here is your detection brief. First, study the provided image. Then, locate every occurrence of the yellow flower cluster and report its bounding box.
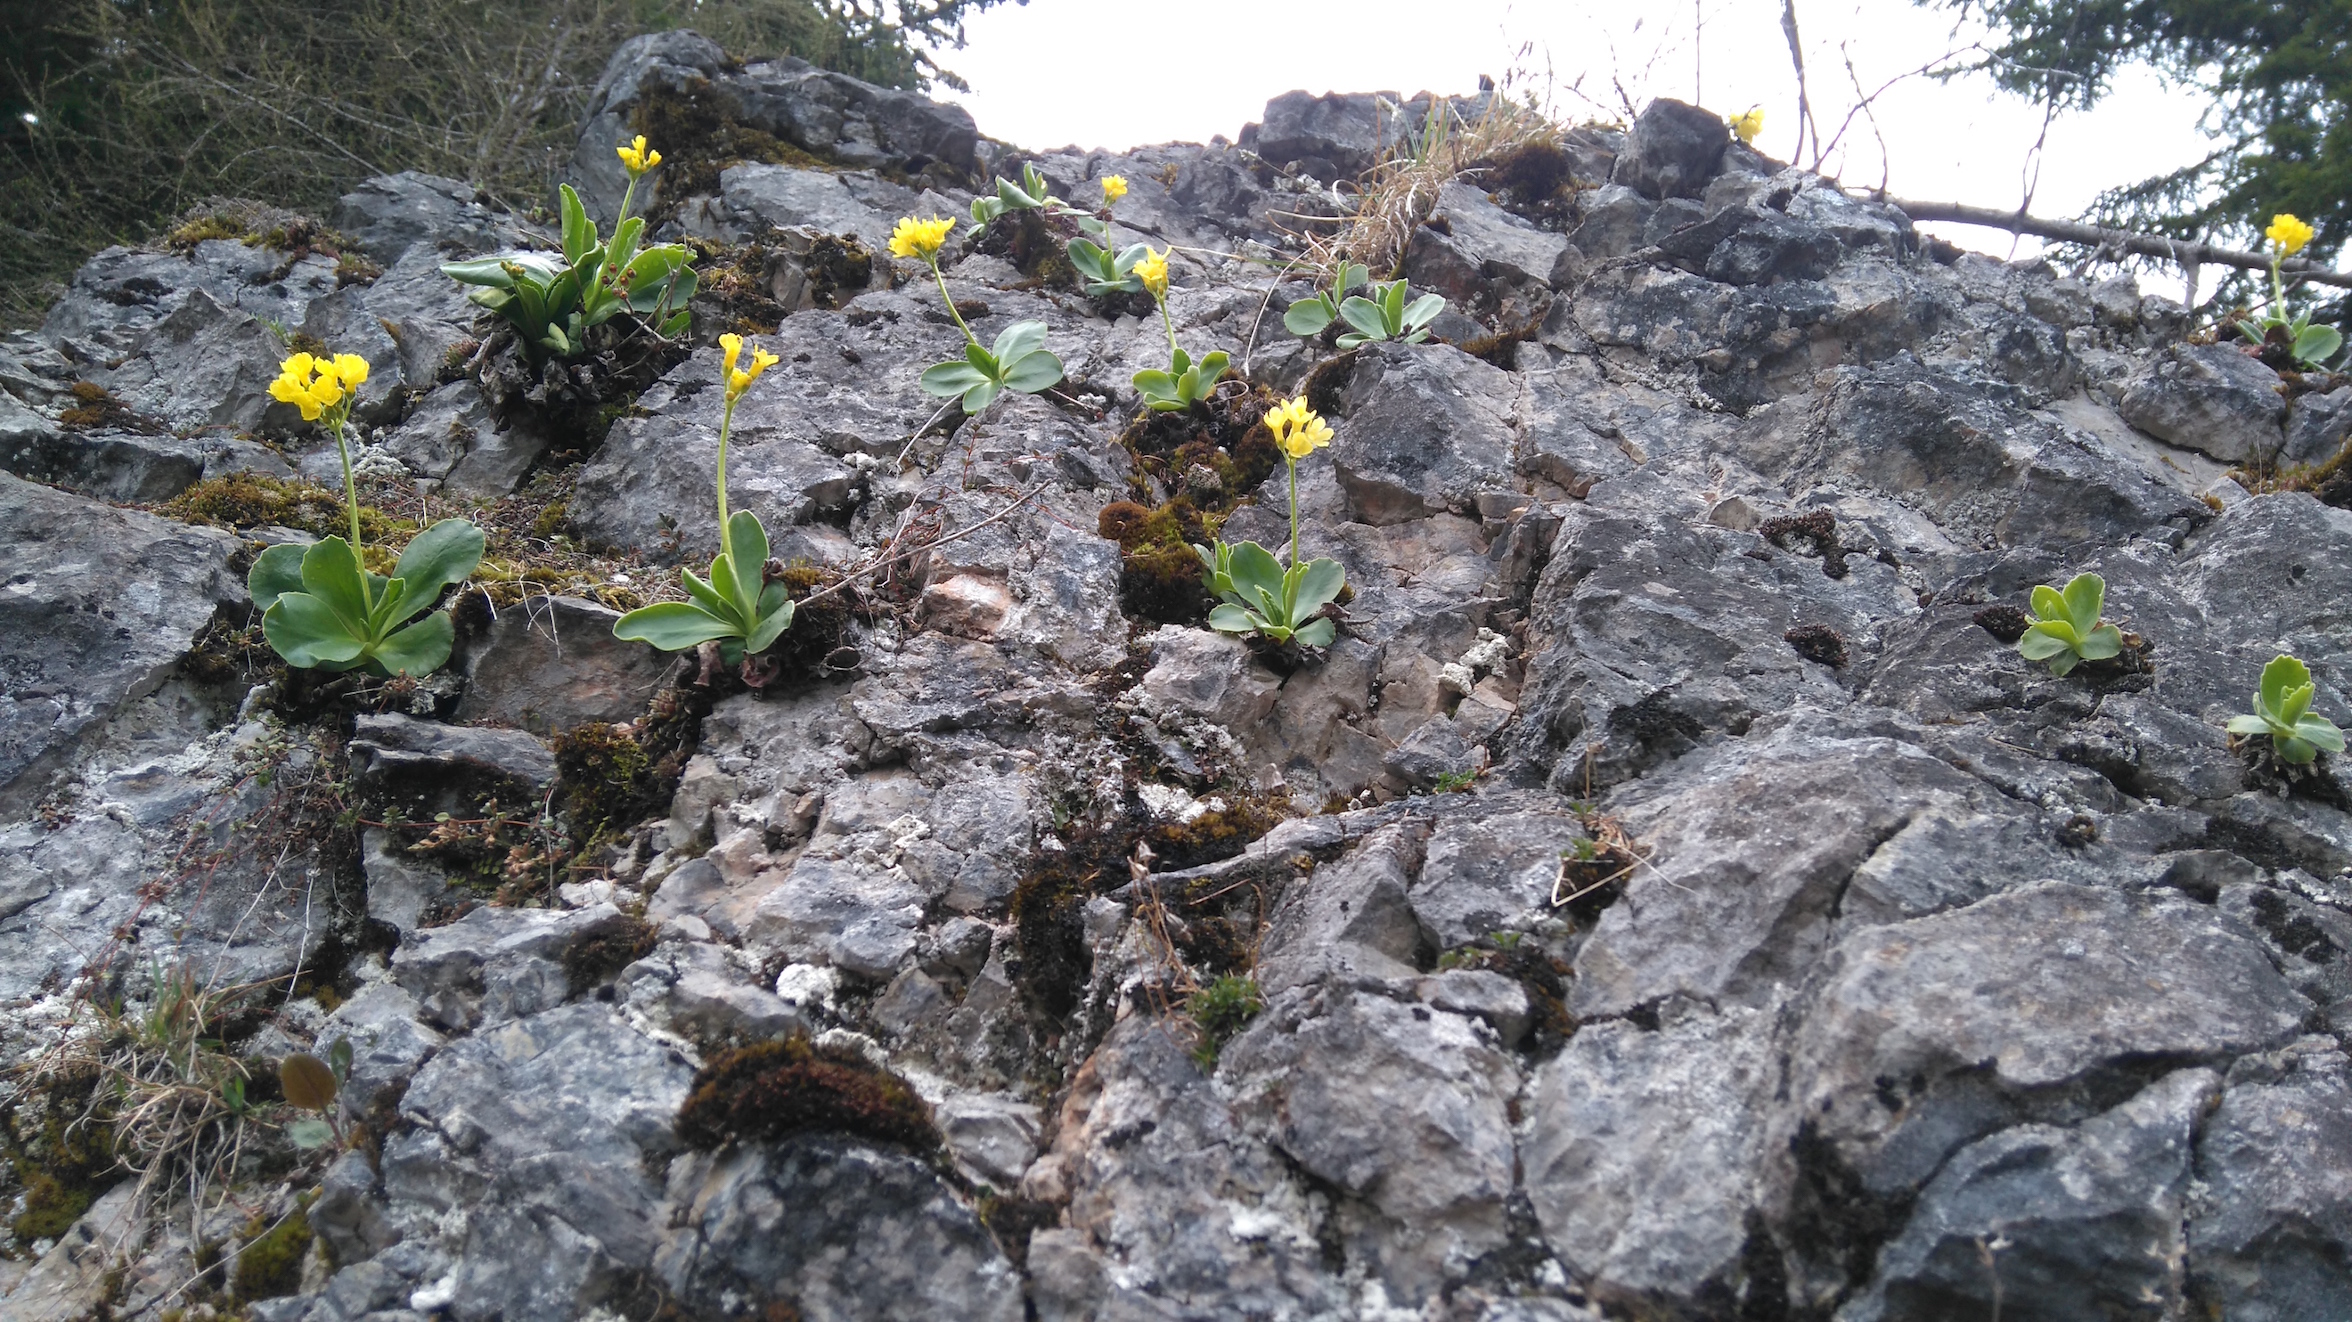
[1730,108,1764,147]
[269,352,369,422]
[1101,175,1129,205]
[1266,395,1332,461]
[2267,212,2315,257]
[617,134,663,177]
[1136,246,1169,299]
[890,216,956,261]
[720,332,780,402]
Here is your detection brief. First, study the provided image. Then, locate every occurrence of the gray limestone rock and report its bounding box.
[1332,341,1520,524]
[453,595,676,735]
[2119,341,2288,465]
[330,171,537,264]
[1613,99,1731,201]
[0,474,240,812]
[2189,1040,2352,1318]
[1846,1068,2220,1322]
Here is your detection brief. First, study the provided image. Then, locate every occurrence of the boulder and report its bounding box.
[1244,90,1436,180]
[1330,342,1519,524]
[1612,99,1730,201]
[2118,341,2287,465]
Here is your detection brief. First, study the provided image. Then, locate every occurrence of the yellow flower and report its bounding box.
[889,215,956,261]
[1266,395,1332,460]
[268,350,359,422]
[1101,175,1128,205]
[720,332,779,401]
[1136,246,1169,300]
[1730,108,1764,146]
[617,134,662,177]
[2267,212,2315,257]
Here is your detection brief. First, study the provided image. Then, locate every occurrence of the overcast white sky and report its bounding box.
[930,0,2226,280]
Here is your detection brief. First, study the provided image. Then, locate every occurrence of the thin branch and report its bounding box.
[1886,199,2352,290]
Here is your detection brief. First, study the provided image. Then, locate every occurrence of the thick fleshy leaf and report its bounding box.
[2259,655,2311,716]
[746,596,795,653]
[1338,296,1389,341]
[1001,347,1064,393]
[612,601,737,651]
[2017,624,2076,660]
[708,548,744,612]
[961,379,1001,413]
[1285,299,1336,336]
[2295,323,2343,367]
[262,593,366,669]
[1334,331,1373,350]
[1132,369,1178,399]
[1226,541,1285,608]
[442,257,520,289]
[2060,573,2105,635]
[560,184,594,265]
[2279,680,2315,727]
[371,610,454,678]
[2045,650,2080,677]
[2277,734,2319,765]
[392,519,485,619]
[2077,624,2123,661]
[1402,292,1447,329]
[298,538,373,635]
[1069,238,1108,271]
[724,512,770,616]
[1294,616,1337,647]
[1288,558,1347,618]
[2296,715,2347,753]
[287,1118,336,1150]
[248,542,309,612]
[2029,584,2067,624]
[1206,603,1254,633]
[922,361,992,397]
[681,566,733,620]
[1194,351,1230,390]
[2227,714,2276,737]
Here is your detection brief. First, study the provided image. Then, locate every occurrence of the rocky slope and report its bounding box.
[4,29,2352,1322]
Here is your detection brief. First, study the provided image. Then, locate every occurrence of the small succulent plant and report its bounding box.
[2017,573,2123,676]
[2227,654,2346,765]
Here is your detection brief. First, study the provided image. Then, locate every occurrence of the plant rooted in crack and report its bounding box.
[2228,653,2346,765]
[1193,397,1346,646]
[248,350,483,678]
[896,213,1064,412]
[2017,572,2123,677]
[612,333,794,664]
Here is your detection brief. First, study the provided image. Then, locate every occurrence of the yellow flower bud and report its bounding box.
[889,215,956,261]
[1101,175,1128,205]
[617,134,661,177]
[1136,246,1169,300]
[1731,107,1764,146]
[2267,212,2315,257]
[721,334,778,401]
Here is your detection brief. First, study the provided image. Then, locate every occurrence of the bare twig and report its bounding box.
[1886,200,2352,290]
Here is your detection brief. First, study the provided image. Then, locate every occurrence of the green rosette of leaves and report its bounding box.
[2228,654,2347,765]
[2017,572,2123,677]
[249,518,485,677]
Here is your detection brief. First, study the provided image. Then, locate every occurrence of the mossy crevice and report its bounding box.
[1100,385,1284,626]
[676,1037,939,1154]
[631,80,837,229]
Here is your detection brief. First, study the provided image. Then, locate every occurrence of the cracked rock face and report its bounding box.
[7,37,2352,1322]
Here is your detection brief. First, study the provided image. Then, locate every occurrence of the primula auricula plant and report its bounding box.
[248,351,485,677]
[1133,247,1231,412]
[2237,212,2342,370]
[1329,277,1446,350]
[440,137,695,363]
[1283,262,1370,338]
[1192,397,1347,647]
[2228,654,2347,766]
[1067,175,1150,296]
[893,215,1066,413]
[611,334,797,663]
[2017,572,2124,677]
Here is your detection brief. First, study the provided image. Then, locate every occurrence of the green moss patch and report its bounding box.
[231,1201,313,1302]
[632,80,834,228]
[676,1037,938,1154]
[1101,386,1284,626]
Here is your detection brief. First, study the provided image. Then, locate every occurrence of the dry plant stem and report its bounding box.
[792,479,1050,611]
[1889,200,2352,290]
